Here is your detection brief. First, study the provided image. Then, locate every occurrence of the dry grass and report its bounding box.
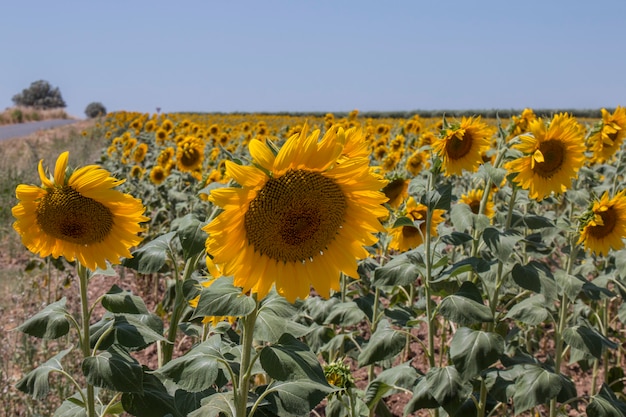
[0,106,72,125]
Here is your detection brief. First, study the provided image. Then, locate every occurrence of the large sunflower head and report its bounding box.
[388,197,446,252]
[505,113,586,201]
[203,124,388,302]
[12,152,149,270]
[432,116,495,176]
[587,106,626,164]
[578,190,626,256]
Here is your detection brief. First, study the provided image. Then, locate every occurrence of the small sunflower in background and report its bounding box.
[12,151,149,271]
[432,116,495,176]
[176,136,205,173]
[204,124,388,303]
[505,113,585,201]
[459,188,494,218]
[578,190,626,256]
[388,197,446,252]
[149,165,168,185]
[587,106,626,164]
[382,178,409,209]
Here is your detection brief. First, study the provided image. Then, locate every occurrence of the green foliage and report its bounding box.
[84,102,107,118]
[12,79,66,109]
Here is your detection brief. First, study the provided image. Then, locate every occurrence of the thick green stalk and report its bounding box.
[236,297,259,417]
[77,263,96,417]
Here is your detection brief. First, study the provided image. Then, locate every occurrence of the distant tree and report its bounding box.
[84,102,107,118]
[12,80,66,109]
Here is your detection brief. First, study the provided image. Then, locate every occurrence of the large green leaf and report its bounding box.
[122,232,176,273]
[259,333,328,384]
[422,183,452,211]
[89,313,166,351]
[562,324,618,360]
[449,327,504,381]
[16,347,72,399]
[505,294,550,325]
[323,301,366,326]
[122,372,182,417]
[82,345,143,393]
[372,251,422,287]
[365,362,419,410]
[156,335,229,392]
[482,227,523,263]
[512,365,562,414]
[17,297,72,339]
[52,393,89,417]
[587,383,626,417]
[262,379,335,417]
[102,285,150,314]
[423,366,471,415]
[176,214,207,260]
[438,281,493,325]
[191,276,256,318]
[511,261,557,302]
[255,308,310,343]
[358,320,405,366]
[404,376,439,414]
[188,391,236,417]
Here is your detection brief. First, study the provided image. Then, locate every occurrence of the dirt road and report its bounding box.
[0,119,79,141]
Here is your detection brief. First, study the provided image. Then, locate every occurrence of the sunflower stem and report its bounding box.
[162,251,203,365]
[236,295,259,417]
[77,263,96,417]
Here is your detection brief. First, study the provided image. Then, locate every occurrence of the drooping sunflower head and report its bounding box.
[587,106,626,164]
[577,190,626,256]
[432,116,495,176]
[12,152,149,270]
[203,124,388,302]
[505,113,586,201]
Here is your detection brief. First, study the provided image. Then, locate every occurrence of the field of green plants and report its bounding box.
[6,107,626,417]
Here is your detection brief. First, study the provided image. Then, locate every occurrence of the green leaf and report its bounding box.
[188,391,236,417]
[323,301,366,326]
[16,347,72,399]
[482,227,523,263]
[392,216,417,228]
[358,320,405,366]
[102,285,150,314]
[505,294,550,325]
[259,333,328,384]
[440,231,474,246]
[438,282,493,325]
[255,308,310,343]
[555,271,586,301]
[425,366,471,415]
[562,324,618,360]
[521,214,555,229]
[17,297,71,339]
[53,393,88,417]
[122,372,182,417]
[422,183,452,211]
[82,345,143,393]
[404,376,439,414]
[89,313,166,351]
[262,379,335,417]
[512,365,562,414]
[449,327,504,381]
[174,388,216,417]
[122,232,176,273]
[587,383,626,417]
[365,362,419,409]
[177,214,207,260]
[191,276,255,318]
[372,252,422,287]
[156,335,228,392]
[511,261,557,302]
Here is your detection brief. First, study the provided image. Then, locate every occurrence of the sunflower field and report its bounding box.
[11,107,626,417]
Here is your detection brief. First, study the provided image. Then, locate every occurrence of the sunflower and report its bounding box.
[508,108,537,140]
[12,152,149,270]
[382,178,409,209]
[176,136,205,173]
[459,189,494,218]
[587,106,626,164]
[149,165,168,185]
[388,197,446,252]
[203,124,388,302]
[432,116,495,176]
[578,190,626,256]
[133,143,149,163]
[505,113,585,201]
[405,150,428,177]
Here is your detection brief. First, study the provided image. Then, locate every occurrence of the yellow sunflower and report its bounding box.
[203,124,388,302]
[382,178,409,209]
[176,136,205,173]
[505,113,585,201]
[405,150,428,177]
[578,190,626,256]
[12,152,149,270]
[459,189,494,218]
[388,197,445,252]
[149,165,168,185]
[432,116,495,176]
[587,106,626,164]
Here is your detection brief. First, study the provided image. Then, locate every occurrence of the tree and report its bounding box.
[12,80,66,109]
[84,102,107,118]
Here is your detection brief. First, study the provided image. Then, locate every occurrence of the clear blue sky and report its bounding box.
[1,1,624,118]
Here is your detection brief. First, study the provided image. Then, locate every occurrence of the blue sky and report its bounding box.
[1,1,624,118]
